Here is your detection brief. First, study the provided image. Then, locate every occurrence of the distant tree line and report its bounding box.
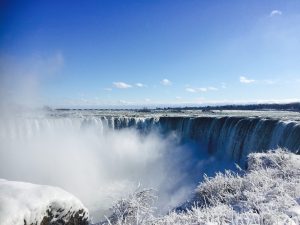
[53,102,300,112]
[156,102,300,112]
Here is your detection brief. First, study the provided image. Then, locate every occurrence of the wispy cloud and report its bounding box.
[0,51,64,107]
[160,78,172,86]
[240,76,255,84]
[135,83,145,87]
[198,88,208,92]
[104,88,112,91]
[262,79,278,85]
[239,77,287,85]
[185,88,197,93]
[185,86,218,93]
[207,87,218,91]
[118,99,132,104]
[113,82,132,89]
[270,10,282,17]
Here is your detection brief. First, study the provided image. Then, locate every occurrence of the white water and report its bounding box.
[0,113,205,222]
[0,109,299,222]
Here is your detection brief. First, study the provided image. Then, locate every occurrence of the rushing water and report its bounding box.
[0,109,299,221]
[3,110,299,161]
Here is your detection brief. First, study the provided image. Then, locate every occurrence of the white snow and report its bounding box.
[101,150,300,225]
[0,179,89,225]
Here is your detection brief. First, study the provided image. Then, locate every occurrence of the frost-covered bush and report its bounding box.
[247,149,300,179]
[100,149,300,225]
[190,149,300,224]
[103,188,157,225]
[194,171,245,207]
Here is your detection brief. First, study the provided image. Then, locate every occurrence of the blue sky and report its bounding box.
[1,0,300,108]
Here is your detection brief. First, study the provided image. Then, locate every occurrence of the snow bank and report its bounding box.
[101,149,300,225]
[187,150,300,224]
[0,179,89,225]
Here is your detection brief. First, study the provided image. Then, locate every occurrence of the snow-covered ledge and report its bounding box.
[0,179,89,225]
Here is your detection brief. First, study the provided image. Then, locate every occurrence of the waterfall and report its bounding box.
[1,114,299,163]
[111,115,300,161]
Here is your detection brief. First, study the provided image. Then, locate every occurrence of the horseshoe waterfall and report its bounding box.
[0,109,300,224]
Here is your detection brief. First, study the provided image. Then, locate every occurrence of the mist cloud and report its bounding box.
[0,52,64,109]
[0,115,201,222]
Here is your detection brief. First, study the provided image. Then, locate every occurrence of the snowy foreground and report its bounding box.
[102,150,300,225]
[0,179,88,225]
[0,150,299,225]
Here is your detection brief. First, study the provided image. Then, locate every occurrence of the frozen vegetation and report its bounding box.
[102,150,300,225]
[0,179,88,225]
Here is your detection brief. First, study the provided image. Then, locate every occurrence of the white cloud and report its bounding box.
[160,78,172,86]
[198,88,207,92]
[221,83,227,89]
[185,86,218,93]
[185,88,197,93]
[263,79,278,85]
[104,88,112,91]
[270,10,282,17]
[240,76,255,84]
[207,87,218,91]
[118,100,131,104]
[135,83,145,87]
[113,82,132,89]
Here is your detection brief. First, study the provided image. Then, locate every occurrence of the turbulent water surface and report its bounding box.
[0,109,299,222]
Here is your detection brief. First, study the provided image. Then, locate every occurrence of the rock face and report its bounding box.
[0,179,89,225]
[39,209,88,225]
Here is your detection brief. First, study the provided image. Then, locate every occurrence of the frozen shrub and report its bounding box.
[99,149,300,225]
[247,149,300,179]
[103,188,157,225]
[195,171,245,207]
[191,149,300,224]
